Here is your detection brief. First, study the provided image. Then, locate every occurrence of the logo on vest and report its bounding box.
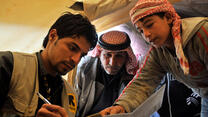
[68,93,77,114]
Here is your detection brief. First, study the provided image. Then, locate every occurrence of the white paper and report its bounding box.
[105,84,166,117]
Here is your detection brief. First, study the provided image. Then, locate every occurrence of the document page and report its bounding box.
[105,84,166,117]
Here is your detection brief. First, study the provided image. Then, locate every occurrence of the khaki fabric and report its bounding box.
[1,52,39,116]
[67,66,77,88]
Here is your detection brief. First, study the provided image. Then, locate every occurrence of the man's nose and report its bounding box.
[109,56,117,66]
[71,53,81,65]
[143,29,151,39]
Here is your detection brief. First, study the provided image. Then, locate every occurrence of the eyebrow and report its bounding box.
[143,18,152,25]
[136,18,152,30]
[105,51,126,54]
[71,42,87,56]
[71,42,80,50]
[116,51,126,54]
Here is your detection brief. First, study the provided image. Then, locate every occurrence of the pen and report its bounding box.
[37,92,51,104]
[87,113,102,117]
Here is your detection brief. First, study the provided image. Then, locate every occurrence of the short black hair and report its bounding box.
[42,12,98,50]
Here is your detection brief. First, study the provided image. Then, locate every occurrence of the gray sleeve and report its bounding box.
[0,51,13,108]
[74,56,90,97]
[74,56,88,117]
[74,67,82,117]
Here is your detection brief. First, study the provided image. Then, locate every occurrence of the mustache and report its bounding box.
[64,60,76,69]
[106,65,120,69]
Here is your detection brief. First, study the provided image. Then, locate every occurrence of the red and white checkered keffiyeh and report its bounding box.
[130,0,189,75]
[88,31,138,75]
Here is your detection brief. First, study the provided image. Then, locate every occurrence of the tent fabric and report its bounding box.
[0,0,76,53]
[83,0,132,21]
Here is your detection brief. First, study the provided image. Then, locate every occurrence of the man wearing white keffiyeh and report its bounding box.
[74,31,138,117]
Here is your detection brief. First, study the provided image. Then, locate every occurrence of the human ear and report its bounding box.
[48,29,58,42]
[164,12,173,25]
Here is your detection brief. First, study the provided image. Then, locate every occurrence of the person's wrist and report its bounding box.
[114,104,126,113]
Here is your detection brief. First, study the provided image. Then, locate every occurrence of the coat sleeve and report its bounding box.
[0,51,13,108]
[74,56,90,117]
[74,64,83,117]
[114,48,166,112]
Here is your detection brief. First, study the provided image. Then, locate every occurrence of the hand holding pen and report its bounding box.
[36,92,68,117]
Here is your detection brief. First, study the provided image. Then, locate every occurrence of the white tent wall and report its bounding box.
[0,23,46,53]
[0,0,76,53]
